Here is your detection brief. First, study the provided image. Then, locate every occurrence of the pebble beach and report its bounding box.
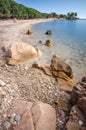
[0,19,86,130]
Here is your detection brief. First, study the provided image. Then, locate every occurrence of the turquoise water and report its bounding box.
[30,20,86,79]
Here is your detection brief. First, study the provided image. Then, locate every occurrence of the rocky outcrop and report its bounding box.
[1,99,56,130]
[45,30,52,35]
[66,76,86,130]
[2,42,42,65]
[32,55,75,92]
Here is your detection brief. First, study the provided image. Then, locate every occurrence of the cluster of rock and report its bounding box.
[0,99,56,130]
[2,42,42,65]
[39,30,53,47]
[32,55,75,92]
[66,76,86,130]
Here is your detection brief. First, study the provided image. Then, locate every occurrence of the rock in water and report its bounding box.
[45,30,52,35]
[45,40,53,47]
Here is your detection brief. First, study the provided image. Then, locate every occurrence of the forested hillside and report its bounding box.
[0,0,78,19]
[0,0,47,19]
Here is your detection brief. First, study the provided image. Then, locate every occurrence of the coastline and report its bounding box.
[0,18,86,80]
[0,19,86,130]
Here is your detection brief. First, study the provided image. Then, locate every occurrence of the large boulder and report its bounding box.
[2,42,42,65]
[1,100,56,130]
[32,55,75,92]
[51,55,73,79]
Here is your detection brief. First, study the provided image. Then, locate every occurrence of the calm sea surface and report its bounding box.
[30,20,86,79]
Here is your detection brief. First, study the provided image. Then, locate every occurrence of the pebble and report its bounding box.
[0,80,6,87]
[14,114,21,122]
[3,121,11,129]
[79,120,83,126]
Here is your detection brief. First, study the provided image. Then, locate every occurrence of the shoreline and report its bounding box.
[0,19,85,80]
[0,19,86,130]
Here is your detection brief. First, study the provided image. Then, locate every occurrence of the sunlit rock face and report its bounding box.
[2,42,42,65]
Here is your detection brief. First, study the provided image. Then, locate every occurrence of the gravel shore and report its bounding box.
[0,19,72,129]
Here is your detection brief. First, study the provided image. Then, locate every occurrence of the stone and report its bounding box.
[45,40,53,47]
[26,29,32,35]
[39,40,43,44]
[3,121,12,129]
[13,18,18,23]
[7,100,56,130]
[57,78,74,92]
[45,30,52,35]
[57,99,68,110]
[66,77,86,130]
[32,102,56,130]
[77,97,86,118]
[32,63,52,76]
[51,55,73,79]
[14,114,21,122]
[66,121,80,130]
[0,79,6,87]
[2,42,42,65]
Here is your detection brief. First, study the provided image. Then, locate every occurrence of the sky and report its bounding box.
[14,0,86,18]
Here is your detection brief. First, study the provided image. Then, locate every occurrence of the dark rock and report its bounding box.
[77,97,86,118]
[26,29,32,35]
[14,114,21,122]
[66,77,86,130]
[45,30,52,35]
[82,76,86,82]
[45,40,53,47]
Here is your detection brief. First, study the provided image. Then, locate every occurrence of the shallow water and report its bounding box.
[27,20,86,80]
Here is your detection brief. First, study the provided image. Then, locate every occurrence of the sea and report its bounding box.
[28,20,86,79]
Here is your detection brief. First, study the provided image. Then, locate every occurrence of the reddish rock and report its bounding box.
[66,77,86,130]
[6,100,56,130]
[77,97,86,118]
[32,102,56,130]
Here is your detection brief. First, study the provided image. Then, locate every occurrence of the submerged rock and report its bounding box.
[45,40,53,47]
[45,30,52,35]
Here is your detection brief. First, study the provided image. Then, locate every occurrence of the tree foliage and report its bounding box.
[0,0,44,19]
[0,0,78,19]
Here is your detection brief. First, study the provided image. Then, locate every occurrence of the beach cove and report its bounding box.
[0,19,86,130]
